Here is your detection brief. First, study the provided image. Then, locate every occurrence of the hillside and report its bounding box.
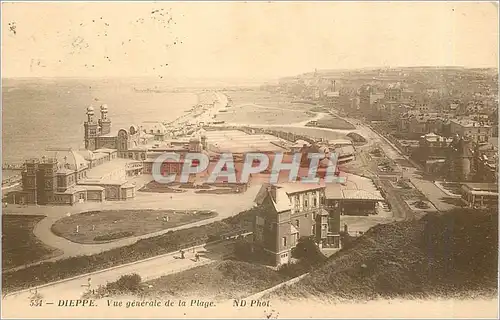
[270,208,498,301]
[141,260,290,301]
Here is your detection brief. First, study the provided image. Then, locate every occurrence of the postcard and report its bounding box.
[1,1,498,319]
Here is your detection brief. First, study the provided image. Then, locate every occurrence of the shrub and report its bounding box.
[339,231,356,250]
[108,274,142,292]
[291,236,327,266]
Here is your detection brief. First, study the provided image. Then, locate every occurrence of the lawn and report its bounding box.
[215,103,312,125]
[51,209,218,244]
[141,260,289,301]
[306,115,356,130]
[3,208,259,292]
[224,90,317,112]
[2,215,62,270]
[263,126,348,141]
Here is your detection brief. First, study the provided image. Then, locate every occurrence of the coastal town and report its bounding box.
[2,66,498,311]
[1,2,498,319]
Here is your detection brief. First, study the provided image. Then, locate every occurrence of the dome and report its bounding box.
[100,104,108,111]
[87,106,94,112]
[53,149,89,172]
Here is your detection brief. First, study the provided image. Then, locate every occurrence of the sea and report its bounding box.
[1,77,200,180]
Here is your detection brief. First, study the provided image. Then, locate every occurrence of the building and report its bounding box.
[445,135,475,181]
[359,85,384,111]
[7,147,141,206]
[412,133,453,164]
[325,139,355,164]
[384,85,402,102]
[450,119,492,143]
[253,181,333,266]
[7,105,173,206]
[461,183,498,208]
[323,173,384,217]
[472,143,498,183]
[252,173,385,266]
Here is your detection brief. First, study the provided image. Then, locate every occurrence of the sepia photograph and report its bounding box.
[1,1,499,318]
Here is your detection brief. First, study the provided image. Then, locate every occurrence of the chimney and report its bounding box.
[268,185,277,202]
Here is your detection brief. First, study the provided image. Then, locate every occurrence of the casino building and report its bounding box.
[6,105,202,206]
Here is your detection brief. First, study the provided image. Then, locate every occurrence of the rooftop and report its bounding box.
[274,181,326,195]
[45,149,88,172]
[85,158,133,180]
[325,173,384,201]
[450,119,491,128]
[205,130,288,153]
[462,183,498,192]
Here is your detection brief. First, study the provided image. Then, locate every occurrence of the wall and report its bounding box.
[87,190,103,201]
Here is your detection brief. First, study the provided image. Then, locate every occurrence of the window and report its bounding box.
[304,198,309,208]
[296,219,300,228]
[282,237,287,247]
[313,197,317,207]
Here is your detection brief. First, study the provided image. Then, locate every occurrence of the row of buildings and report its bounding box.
[354,82,498,185]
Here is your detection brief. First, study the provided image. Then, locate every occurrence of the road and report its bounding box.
[2,240,235,310]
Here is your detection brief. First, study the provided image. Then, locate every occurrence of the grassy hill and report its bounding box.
[141,260,289,301]
[270,208,498,301]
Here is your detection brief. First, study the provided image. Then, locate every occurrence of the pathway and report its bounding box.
[2,241,234,312]
[4,185,261,260]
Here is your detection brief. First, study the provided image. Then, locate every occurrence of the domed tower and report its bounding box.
[98,104,112,135]
[84,106,98,151]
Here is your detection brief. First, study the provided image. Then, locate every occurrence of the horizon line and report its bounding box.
[2,64,498,81]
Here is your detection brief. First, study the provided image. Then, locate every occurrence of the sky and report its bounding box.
[1,1,499,79]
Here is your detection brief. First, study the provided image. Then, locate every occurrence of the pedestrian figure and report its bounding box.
[195,253,200,262]
[76,225,79,233]
[92,225,95,231]
[180,249,185,259]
